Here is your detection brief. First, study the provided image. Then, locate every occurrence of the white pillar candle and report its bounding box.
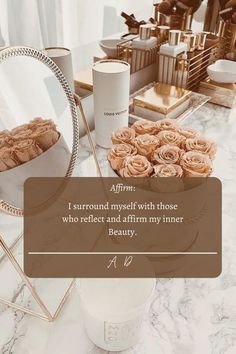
[79,278,155,351]
[93,60,130,149]
[43,47,75,92]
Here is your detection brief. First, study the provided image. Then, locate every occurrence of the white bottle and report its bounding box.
[132,24,157,69]
[159,30,187,85]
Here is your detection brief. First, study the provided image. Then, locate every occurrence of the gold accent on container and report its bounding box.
[217,19,226,38]
[199,77,236,108]
[226,51,236,61]
[133,83,191,115]
[154,8,167,25]
[183,34,197,52]
[157,36,225,90]
[153,3,193,30]
[199,77,236,91]
[157,25,170,43]
[139,24,151,40]
[184,13,193,31]
[169,30,181,46]
[223,22,236,53]
[196,32,207,51]
[117,39,160,74]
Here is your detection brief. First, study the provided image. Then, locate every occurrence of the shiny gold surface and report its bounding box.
[133,83,191,115]
[200,77,236,91]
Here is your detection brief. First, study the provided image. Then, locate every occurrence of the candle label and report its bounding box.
[104,317,142,343]
[103,108,128,118]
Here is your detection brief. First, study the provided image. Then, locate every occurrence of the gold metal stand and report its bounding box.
[74,94,103,178]
[0,233,75,321]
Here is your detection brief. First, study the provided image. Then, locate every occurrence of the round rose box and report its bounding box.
[0,133,71,208]
[107,119,217,275]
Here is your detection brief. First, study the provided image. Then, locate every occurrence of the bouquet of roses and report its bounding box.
[108,118,216,179]
[0,118,59,172]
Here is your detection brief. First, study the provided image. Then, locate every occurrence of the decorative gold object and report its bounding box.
[223,22,236,53]
[204,0,220,33]
[198,77,236,108]
[158,37,225,90]
[0,46,101,321]
[117,39,160,74]
[133,83,191,115]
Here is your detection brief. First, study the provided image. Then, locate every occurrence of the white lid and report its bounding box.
[93,60,130,74]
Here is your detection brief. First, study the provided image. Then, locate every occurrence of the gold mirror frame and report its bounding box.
[0,46,80,216]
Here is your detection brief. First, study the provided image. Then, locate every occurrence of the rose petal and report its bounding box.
[131,119,159,135]
[111,127,136,145]
[133,134,160,158]
[108,143,137,170]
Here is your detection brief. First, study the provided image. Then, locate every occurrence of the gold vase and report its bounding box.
[223,22,236,53]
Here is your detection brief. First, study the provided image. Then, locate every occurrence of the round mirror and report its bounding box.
[0,47,79,214]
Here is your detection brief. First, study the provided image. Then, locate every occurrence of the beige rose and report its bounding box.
[108,144,137,170]
[0,131,11,148]
[152,145,183,165]
[156,118,178,132]
[11,124,30,135]
[0,137,9,149]
[131,119,159,135]
[11,129,33,141]
[32,126,59,151]
[151,164,184,193]
[29,117,57,132]
[13,139,43,164]
[0,147,18,171]
[120,155,153,177]
[153,164,183,177]
[111,127,136,145]
[178,127,200,139]
[180,151,212,177]
[157,130,185,148]
[0,130,10,139]
[133,134,160,158]
[185,137,216,160]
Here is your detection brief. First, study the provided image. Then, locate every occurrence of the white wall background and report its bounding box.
[0,0,154,49]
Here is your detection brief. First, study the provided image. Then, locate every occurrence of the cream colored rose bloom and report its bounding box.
[152,145,183,165]
[0,147,18,171]
[0,137,9,149]
[120,155,153,177]
[156,118,178,132]
[108,144,137,170]
[185,137,216,160]
[157,130,185,148]
[131,119,159,135]
[133,134,160,158]
[0,131,11,148]
[29,117,57,133]
[153,164,183,177]
[0,130,10,139]
[178,127,200,139]
[151,164,184,192]
[11,129,33,141]
[13,139,43,163]
[11,124,30,135]
[180,151,212,177]
[32,126,59,151]
[111,127,136,145]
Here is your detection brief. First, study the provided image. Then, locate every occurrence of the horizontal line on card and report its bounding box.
[28,252,219,255]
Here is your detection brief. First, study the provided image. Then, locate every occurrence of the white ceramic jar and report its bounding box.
[79,278,155,351]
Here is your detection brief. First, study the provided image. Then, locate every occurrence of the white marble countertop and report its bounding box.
[0,102,236,354]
